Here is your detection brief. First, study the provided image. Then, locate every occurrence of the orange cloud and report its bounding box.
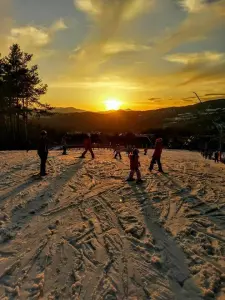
[70,0,155,77]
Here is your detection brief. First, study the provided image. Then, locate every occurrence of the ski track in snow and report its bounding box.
[0,149,225,299]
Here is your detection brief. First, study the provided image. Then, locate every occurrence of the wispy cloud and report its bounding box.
[182,96,197,100]
[49,79,145,90]
[179,61,225,85]
[156,0,225,54]
[6,18,68,57]
[70,0,155,76]
[148,97,162,102]
[163,50,225,88]
[134,100,154,105]
[205,93,225,97]
[50,18,68,32]
[179,0,221,13]
[71,41,151,58]
[182,96,196,102]
[9,26,50,47]
[103,42,151,54]
[182,92,225,102]
[75,0,153,20]
[165,51,225,64]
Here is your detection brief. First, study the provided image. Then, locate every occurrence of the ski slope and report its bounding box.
[0,149,225,299]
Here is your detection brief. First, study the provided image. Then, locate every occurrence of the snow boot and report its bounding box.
[126,178,135,182]
[136,179,144,184]
[40,172,48,177]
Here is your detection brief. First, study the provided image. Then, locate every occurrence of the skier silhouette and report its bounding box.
[62,135,67,155]
[80,134,95,159]
[149,137,163,173]
[38,130,49,176]
[126,148,143,184]
[114,144,122,159]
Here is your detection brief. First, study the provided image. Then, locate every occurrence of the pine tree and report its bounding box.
[0,44,51,147]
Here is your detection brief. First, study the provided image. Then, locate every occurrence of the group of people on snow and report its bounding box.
[37,131,164,182]
[201,150,220,163]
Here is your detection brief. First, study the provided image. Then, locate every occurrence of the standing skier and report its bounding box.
[80,134,95,159]
[114,144,122,159]
[208,151,212,160]
[127,145,132,157]
[62,135,67,155]
[38,130,49,176]
[25,140,31,153]
[149,137,163,173]
[214,151,219,163]
[126,148,143,184]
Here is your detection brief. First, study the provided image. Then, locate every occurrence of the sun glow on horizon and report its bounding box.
[105,98,122,111]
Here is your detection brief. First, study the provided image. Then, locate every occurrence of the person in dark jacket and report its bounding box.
[38,130,49,176]
[62,135,67,155]
[149,137,163,172]
[127,145,132,157]
[25,140,31,153]
[214,151,219,163]
[208,152,212,160]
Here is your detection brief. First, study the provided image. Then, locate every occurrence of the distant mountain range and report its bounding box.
[37,99,225,134]
[54,107,133,114]
[53,107,87,114]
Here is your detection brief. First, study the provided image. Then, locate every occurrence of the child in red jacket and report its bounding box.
[80,134,95,159]
[126,149,143,184]
[149,137,163,172]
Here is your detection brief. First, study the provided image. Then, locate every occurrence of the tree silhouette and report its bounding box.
[0,44,52,147]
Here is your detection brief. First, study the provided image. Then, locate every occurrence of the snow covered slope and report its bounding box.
[0,150,224,299]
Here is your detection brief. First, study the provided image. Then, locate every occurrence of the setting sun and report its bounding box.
[105,98,121,111]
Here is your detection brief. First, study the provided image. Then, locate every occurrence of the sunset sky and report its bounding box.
[1,0,225,111]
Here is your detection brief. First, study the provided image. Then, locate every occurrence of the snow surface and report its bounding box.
[0,149,225,300]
